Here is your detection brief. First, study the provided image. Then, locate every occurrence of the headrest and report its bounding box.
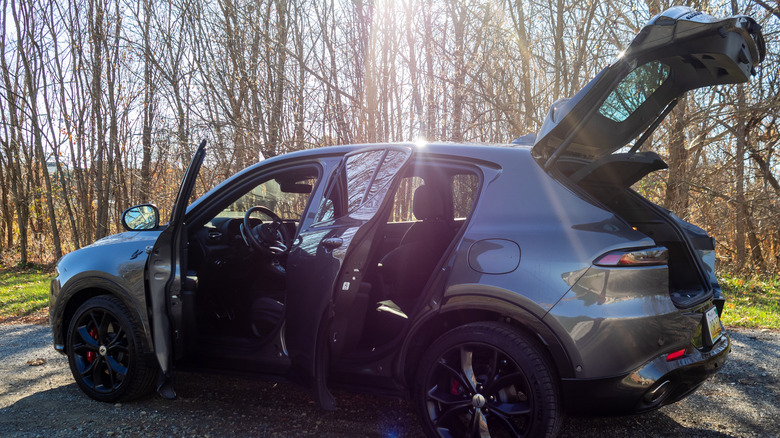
[412,185,445,220]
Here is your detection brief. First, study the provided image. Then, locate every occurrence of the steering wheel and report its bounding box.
[241,206,292,256]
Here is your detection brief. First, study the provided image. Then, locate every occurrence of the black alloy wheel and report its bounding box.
[415,322,560,438]
[66,296,156,402]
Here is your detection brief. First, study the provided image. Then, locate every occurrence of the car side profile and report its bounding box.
[50,7,764,437]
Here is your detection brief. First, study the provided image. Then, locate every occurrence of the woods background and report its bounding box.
[0,0,778,274]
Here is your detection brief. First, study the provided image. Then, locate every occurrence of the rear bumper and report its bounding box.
[561,330,730,415]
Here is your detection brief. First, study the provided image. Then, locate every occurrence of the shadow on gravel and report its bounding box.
[0,372,422,437]
[1,325,777,437]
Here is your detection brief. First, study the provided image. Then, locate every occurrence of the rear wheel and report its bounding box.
[66,295,156,402]
[414,322,561,437]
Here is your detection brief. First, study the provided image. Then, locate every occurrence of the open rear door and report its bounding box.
[146,139,207,398]
[285,145,412,409]
[532,6,765,167]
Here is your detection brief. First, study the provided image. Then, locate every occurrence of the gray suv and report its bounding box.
[49,7,765,437]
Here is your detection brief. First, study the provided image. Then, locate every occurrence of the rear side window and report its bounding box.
[389,177,425,223]
[452,173,478,219]
[315,148,411,223]
[386,170,479,224]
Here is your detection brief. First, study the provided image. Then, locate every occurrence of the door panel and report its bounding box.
[146,139,207,398]
[378,221,414,259]
[285,145,412,408]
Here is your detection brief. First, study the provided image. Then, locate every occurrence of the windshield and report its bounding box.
[215,177,316,221]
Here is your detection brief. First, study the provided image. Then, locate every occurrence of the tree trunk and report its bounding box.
[404,0,423,139]
[14,0,63,259]
[268,0,290,153]
[140,0,154,203]
[0,11,30,264]
[292,0,305,149]
[0,147,12,248]
[734,95,747,271]
[89,0,110,239]
[744,206,766,272]
[663,96,689,217]
[449,1,466,142]
[422,4,436,139]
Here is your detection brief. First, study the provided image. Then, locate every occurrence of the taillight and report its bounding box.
[594,247,668,267]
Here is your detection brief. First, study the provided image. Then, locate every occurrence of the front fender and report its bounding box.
[50,231,159,352]
[51,273,153,352]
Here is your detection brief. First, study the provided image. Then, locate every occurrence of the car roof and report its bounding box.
[261,141,531,164]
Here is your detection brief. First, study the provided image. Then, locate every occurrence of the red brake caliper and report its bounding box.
[86,327,99,363]
[451,379,461,395]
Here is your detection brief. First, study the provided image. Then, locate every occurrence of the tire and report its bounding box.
[66,295,157,402]
[414,322,561,438]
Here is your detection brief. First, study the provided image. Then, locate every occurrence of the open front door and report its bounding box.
[285,145,413,409]
[146,139,207,398]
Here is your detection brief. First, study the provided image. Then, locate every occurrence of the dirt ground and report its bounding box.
[1,323,778,437]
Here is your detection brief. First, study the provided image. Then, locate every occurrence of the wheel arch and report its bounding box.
[55,276,152,353]
[400,295,576,389]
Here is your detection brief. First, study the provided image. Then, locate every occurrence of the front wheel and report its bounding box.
[66,295,156,402]
[414,322,561,437]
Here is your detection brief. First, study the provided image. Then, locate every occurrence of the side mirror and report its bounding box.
[121,204,160,231]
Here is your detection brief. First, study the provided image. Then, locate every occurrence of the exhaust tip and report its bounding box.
[644,379,673,405]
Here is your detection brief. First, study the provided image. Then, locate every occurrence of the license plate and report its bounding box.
[705,307,722,344]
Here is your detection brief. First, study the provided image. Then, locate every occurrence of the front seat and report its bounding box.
[377,185,453,317]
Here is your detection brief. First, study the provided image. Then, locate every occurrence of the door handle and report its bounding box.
[322,237,343,249]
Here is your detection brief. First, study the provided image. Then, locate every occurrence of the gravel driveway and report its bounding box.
[1,323,778,437]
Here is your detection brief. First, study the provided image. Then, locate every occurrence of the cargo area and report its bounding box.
[557,152,714,308]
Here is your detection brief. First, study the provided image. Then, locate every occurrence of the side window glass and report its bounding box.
[387,171,478,224]
[345,150,384,212]
[361,150,409,214]
[452,173,479,219]
[315,148,411,223]
[388,176,424,223]
[316,199,336,223]
[216,176,316,221]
